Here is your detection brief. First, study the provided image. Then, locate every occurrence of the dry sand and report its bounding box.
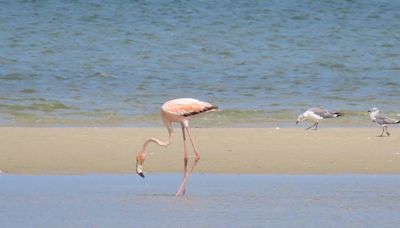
[1,127,400,174]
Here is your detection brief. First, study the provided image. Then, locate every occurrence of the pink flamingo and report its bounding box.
[136,98,218,196]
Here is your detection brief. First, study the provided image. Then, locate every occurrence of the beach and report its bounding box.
[1,127,400,175]
[2,127,400,226]
[2,0,400,226]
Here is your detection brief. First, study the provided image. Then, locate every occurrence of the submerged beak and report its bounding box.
[138,171,145,178]
[136,163,145,178]
[136,153,145,178]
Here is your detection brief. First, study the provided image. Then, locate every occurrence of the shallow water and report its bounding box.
[1,0,400,126]
[1,174,400,227]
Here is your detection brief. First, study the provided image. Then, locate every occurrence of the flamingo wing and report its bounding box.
[162,98,218,117]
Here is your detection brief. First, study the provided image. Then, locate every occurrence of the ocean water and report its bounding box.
[1,174,400,227]
[1,0,399,127]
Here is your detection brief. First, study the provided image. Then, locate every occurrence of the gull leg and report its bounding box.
[386,126,390,136]
[314,122,319,130]
[306,123,316,130]
[378,127,384,137]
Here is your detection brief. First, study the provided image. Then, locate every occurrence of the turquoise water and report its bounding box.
[1,0,399,126]
[1,174,400,227]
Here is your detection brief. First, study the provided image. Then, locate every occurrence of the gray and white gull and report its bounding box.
[368,107,400,137]
[296,107,343,130]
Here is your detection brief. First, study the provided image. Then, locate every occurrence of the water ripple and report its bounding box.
[1,0,400,126]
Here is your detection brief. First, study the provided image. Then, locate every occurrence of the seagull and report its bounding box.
[296,107,343,130]
[368,107,400,137]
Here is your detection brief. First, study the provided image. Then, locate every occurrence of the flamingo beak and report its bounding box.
[137,171,145,178]
[296,121,299,124]
[136,163,145,178]
[136,153,145,178]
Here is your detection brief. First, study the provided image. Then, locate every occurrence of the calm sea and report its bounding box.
[1,174,400,227]
[1,0,399,127]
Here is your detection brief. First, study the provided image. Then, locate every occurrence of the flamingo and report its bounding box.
[135,98,218,196]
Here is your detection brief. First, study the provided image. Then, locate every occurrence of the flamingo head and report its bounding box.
[136,152,146,178]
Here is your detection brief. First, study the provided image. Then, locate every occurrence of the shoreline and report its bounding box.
[1,127,400,175]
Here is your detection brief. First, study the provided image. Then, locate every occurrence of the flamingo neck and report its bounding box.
[141,116,174,152]
[142,132,173,151]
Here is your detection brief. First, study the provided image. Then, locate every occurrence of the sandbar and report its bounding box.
[1,127,400,174]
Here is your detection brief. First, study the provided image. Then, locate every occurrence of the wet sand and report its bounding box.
[1,127,400,174]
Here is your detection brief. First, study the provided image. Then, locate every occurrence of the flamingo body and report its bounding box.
[162,98,217,119]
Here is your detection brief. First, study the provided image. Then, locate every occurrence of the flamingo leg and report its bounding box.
[186,127,200,173]
[314,122,319,130]
[176,126,200,196]
[176,125,189,196]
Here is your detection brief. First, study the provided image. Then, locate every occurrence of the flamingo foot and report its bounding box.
[176,188,185,196]
[176,181,187,196]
